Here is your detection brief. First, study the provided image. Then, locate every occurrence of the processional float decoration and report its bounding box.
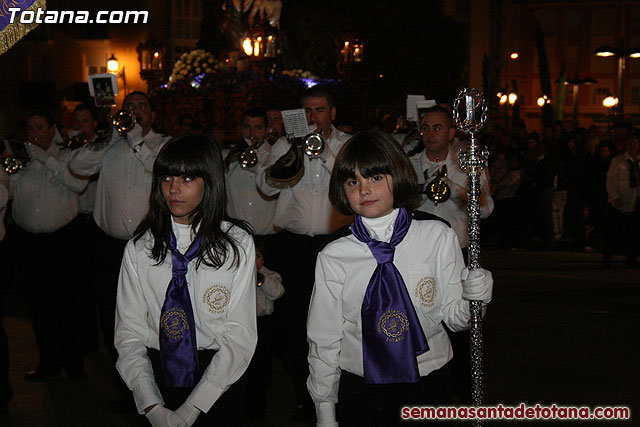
[0,0,46,55]
[452,88,489,426]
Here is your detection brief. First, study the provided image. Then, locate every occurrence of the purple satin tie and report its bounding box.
[351,208,429,384]
[159,230,201,387]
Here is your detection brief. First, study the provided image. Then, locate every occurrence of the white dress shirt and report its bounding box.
[115,219,257,414]
[256,125,350,236]
[225,142,277,235]
[410,148,494,248]
[307,209,469,422]
[69,128,170,239]
[606,153,640,214]
[256,264,284,317]
[68,131,99,215]
[10,143,86,233]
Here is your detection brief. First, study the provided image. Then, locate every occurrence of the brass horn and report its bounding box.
[3,155,26,174]
[3,141,30,174]
[302,132,325,157]
[240,146,259,168]
[425,165,451,206]
[64,133,89,150]
[111,109,136,136]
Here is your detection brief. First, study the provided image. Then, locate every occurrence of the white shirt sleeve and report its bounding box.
[438,227,472,332]
[115,240,164,414]
[68,130,120,176]
[187,233,258,413]
[44,151,87,193]
[256,136,290,197]
[307,252,343,422]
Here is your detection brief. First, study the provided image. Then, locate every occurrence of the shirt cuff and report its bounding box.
[187,379,225,413]
[315,402,336,424]
[132,378,164,414]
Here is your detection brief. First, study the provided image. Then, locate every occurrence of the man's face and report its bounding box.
[240,116,267,144]
[123,94,153,135]
[303,96,335,137]
[73,110,98,138]
[267,109,284,138]
[26,115,55,150]
[420,111,455,157]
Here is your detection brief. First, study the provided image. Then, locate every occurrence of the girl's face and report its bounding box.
[161,175,205,224]
[344,168,394,218]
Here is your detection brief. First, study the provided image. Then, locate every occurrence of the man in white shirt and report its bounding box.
[411,105,494,257]
[69,92,170,360]
[225,108,276,238]
[69,103,102,354]
[256,87,351,420]
[11,110,88,381]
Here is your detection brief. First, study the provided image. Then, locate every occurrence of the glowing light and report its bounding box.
[499,95,507,105]
[510,52,519,60]
[508,93,518,105]
[537,97,546,107]
[153,51,159,58]
[602,96,618,107]
[596,51,615,57]
[107,54,118,73]
[243,38,253,56]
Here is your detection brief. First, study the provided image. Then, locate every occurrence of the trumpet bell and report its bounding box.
[303,132,325,157]
[3,156,24,174]
[425,179,450,205]
[65,133,88,150]
[240,147,258,168]
[111,110,136,135]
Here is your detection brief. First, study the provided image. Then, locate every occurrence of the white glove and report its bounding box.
[25,143,50,164]
[317,422,339,427]
[441,176,466,201]
[461,267,493,304]
[317,142,334,163]
[174,402,201,427]
[316,402,338,427]
[126,122,145,149]
[145,405,186,427]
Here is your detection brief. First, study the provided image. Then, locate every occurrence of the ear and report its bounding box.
[448,126,456,142]
[331,107,336,122]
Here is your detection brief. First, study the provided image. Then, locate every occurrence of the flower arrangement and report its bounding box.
[281,69,320,80]
[167,49,223,89]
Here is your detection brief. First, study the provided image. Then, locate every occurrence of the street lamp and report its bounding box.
[106,53,127,95]
[565,73,596,128]
[592,43,640,119]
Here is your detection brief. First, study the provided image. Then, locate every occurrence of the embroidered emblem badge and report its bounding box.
[377,310,409,343]
[160,308,189,341]
[203,285,230,314]
[416,276,437,307]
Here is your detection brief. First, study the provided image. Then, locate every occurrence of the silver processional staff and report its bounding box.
[452,88,489,427]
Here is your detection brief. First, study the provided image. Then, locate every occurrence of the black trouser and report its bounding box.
[16,222,84,374]
[337,363,453,426]
[72,213,101,354]
[604,205,640,266]
[242,315,274,418]
[270,231,329,406]
[0,237,11,405]
[94,226,128,361]
[147,348,245,426]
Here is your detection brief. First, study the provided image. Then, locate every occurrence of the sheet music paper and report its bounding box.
[281,109,310,138]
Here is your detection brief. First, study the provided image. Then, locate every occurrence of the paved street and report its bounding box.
[0,248,638,426]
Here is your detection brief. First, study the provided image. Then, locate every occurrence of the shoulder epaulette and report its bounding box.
[320,225,352,251]
[411,210,451,228]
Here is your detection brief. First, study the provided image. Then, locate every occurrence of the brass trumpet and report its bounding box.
[257,272,265,287]
[3,155,26,174]
[111,109,136,136]
[240,147,259,168]
[64,133,89,150]
[425,165,451,206]
[302,132,325,157]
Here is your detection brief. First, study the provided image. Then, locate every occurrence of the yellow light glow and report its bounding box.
[499,95,507,105]
[344,41,349,47]
[537,97,546,107]
[268,35,273,41]
[510,52,519,59]
[107,54,118,73]
[508,93,518,105]
[596,51,615,57]
[602,96,618,107]
[379,74,384,78]
[153,51,159,58]
[243,38,253,56]
[254,39,260,56]
[496,91,503,98]
[630,52,640,58]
